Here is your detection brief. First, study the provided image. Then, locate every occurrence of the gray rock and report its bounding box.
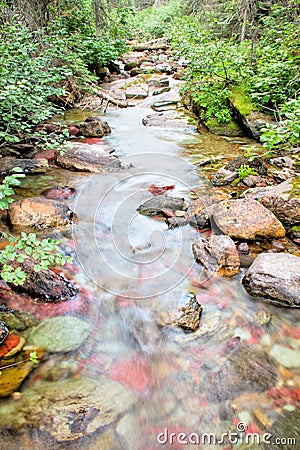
[0,376,135,442]
[193,234,240,277]
[26,316,91,352]
[270,155,296,169]
[270,345,300,368]
[137,194,187,216]
[0,321,9,344]
[0,305,38,330]
[243,253,300,307]
[0,157,48,176]
[79,116,111,138]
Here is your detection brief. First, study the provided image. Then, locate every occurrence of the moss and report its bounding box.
[290,177,300,199]
[229,85,255,117]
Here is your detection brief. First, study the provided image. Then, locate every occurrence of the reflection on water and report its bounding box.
[0,103,299,450]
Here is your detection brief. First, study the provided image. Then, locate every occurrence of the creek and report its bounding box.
[0,81,299,450]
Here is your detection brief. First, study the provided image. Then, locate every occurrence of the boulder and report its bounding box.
[0,376,135,441]
[242,179,300,225]
[0,157,48,176]
[211,199,286,240]
[26,316,91,352]
[188,192,230,229]
[142,110,197,132]
[0,353,35,397]
[56,143,124,173]
[8,197,76,229]
[8,257,79,302]
[243,253,300,307]
[79,116,111,138]
[42,186,76,200]
[193,234,240,277]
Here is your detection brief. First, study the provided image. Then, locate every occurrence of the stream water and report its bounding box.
[0,89,299,449]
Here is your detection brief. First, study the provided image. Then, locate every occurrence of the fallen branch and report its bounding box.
[92,87,128,109]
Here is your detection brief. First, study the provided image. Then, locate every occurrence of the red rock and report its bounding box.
[284,326,300,339]
[246,422,261,435]
[0,286,94,320]
[291,388,300,402]
[42,186,76,200]
[0,334,21,357]
[148,184,175,196]
[68,126,81,136]
[109,357,149,392]
[35,149,56,163]
[80,137,105,144]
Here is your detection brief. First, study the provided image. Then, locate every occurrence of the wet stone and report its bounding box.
[26,316,91,352]
[137,193,187,216]
[270,345,300,368]
[177,294,203,332]
[0,305,38,331]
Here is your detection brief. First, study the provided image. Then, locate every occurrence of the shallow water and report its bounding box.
[0,94,299,449]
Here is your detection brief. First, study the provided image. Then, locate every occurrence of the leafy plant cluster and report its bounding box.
[0,168,25,210]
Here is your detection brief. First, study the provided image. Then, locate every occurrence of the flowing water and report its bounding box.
[0,90,300,449]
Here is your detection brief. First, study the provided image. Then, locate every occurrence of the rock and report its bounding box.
[176,294,202,331]
[188,192,230,229]
[208,342,277,402]
[8,197,76,229]
[270,155,296,169]
[212,156,267,186]
[147,77,169,88]
[125,86,148,99]
[193,235,240,277]
[8,257,79,302]
[152,87,171,95]
[142,110,197,132]
[0,305,37,330]
[0,321,9,344]
[79,116,111,138]
[211,199,286,240]
[242,174,265,188]
[243,253,300,307]
[0,157,48,176]
[68,125,81,136]
[137,194,187,216]
[0,354,34,397]
[26,316,91,352]
[0,334,25,359]
[242,179,300,225]
[273,168,295,182]
[42,186,76,200]
[270,345,300,368]
[238,242,249,254]
[56,143,124,173]
[0,376,135,441]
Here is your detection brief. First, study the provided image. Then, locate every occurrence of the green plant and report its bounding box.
[0,168,25,210]
[0,232,73,285]
[0,350,39,376]
[232,164,258,185]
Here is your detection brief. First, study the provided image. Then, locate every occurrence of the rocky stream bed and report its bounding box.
[0,40,299,449]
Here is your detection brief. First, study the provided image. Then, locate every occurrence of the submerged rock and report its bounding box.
[270,344,300,369]
[26,316,91,352]
[42,186,76,200]
[193,234,240,278]
[0,354,35,397]
[266,409,300,450]
[8,197,76,229]
[56,143,124,173]
[0,376,135,441]
[208,342,278,402]
[79,116,111,138]
[243,253,300,307]
[211,199,286,240]
[176,294,203,332]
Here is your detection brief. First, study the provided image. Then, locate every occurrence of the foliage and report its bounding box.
[237,164,258,180]
[0,232,73,285]
[260,100,300,151]
[0,168,25,210]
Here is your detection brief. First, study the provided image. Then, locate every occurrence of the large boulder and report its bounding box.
[56,143,124,173]
[0,157,48,176]
[8,197,76,229]
[193,234,240,278]
[188,192,230,229]
[211,199,286,240]
[243,253,300,307]
[79,116,111,138]
[242,179,300,226]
